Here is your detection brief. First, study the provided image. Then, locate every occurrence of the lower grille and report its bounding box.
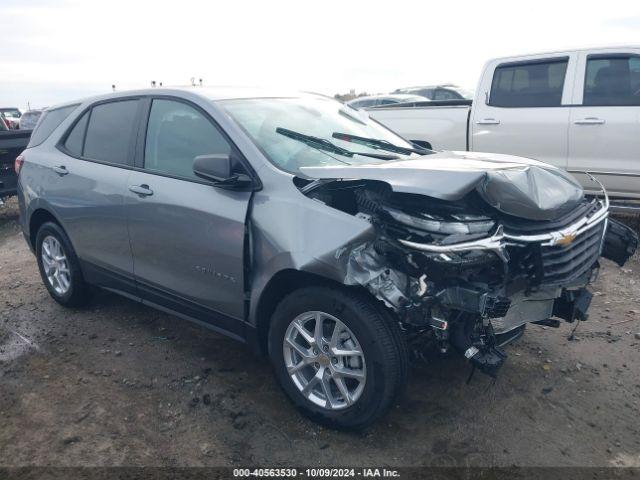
[539,222,605,284]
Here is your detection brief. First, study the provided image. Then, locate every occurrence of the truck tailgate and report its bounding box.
[369,100,472,151]
[0,130,31,197]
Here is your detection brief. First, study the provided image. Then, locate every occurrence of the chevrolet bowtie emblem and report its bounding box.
[556,232,577,246]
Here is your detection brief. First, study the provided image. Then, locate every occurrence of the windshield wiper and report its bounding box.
[332,132,431,155]
[276,128,398,160]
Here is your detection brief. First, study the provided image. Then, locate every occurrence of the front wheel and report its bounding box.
[268,286,408,429]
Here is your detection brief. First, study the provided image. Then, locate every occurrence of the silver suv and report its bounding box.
[17,88,637,429]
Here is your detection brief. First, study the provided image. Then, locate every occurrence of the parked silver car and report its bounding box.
[16,88,637,429]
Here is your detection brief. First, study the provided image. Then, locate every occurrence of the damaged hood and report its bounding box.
[300,151,585,221]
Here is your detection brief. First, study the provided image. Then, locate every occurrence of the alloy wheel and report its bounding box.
[41,235,71,295]
[283,311,366,410]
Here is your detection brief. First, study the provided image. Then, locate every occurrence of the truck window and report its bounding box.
[583,56,640,106]
[489,59,568,107]
[433,88,461,101]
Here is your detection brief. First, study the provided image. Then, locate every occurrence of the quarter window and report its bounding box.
[584,56,640,106]
[143,99,231,180]
[27,104,78,147]
[83,100,139,165]
[63,112,89,156]
[490,59,568,107]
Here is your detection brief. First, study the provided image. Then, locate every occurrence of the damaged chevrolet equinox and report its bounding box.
[17,89,638,429]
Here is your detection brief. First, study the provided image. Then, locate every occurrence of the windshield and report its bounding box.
[219,96,421,175]
[1,109,21,119]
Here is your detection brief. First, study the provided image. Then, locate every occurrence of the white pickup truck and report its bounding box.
[370,46,640,199]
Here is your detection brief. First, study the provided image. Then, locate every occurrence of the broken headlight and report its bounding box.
[385,207,495,236]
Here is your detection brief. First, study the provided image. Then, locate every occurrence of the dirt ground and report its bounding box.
[0,196,639,468]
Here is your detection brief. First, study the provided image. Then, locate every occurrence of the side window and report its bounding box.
[584,56,640,106]
[417,89,434,99]
[144,99,231,180]
[378,99,397,105]
[63,112,89,156]
[489,59,568,107]
[433,89,460,101]
[83,100,139,165]
[27,104,78,147]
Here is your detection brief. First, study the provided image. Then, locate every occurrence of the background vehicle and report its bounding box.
[19,109,44,130]
[372,46,640,200]
[0,108,22,129]
[16,88,636,429]
[393,84,474,101]
[346,94,427,109]
[0,128,31,198]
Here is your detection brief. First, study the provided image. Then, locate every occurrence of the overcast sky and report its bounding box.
[1,0,639,109]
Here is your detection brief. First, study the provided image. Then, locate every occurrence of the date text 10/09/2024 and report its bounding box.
[233,468,401,478]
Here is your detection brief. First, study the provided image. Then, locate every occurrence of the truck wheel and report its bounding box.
[268,286,408,429]
[35,221,91,307]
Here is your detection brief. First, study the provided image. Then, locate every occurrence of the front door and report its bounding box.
[126,98,251,337]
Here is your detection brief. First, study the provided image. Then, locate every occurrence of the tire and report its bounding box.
[268,286,408,430]
[35,221,91,307]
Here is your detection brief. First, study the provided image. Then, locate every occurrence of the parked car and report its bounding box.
[19,109,44,130]
[372,46,640,199]
[393,84,474,101]
[16,88,637,428]
[346,94,427,109]
[0,108,22,129]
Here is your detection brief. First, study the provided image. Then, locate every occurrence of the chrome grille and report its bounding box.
[539,221,605,284]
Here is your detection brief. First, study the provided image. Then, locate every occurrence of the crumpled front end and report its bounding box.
[300,176,637,378]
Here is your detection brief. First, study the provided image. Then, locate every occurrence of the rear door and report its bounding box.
[470,54,576,169]
[49,98,141,294]
[567,51,640,197]
[126,97,252,337]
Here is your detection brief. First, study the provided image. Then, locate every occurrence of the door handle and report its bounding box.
[574,117,605,125]
[52,165,68,176]
[129,184,154,196]
[476,118,500,125]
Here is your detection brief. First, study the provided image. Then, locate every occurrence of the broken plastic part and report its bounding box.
[467,346,507,378]
[602,218,638,267]
[435,286,510,319]
[552,288,593,323]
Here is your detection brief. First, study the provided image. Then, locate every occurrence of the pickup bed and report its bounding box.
[370,46,640,199]
[0,130,31,198]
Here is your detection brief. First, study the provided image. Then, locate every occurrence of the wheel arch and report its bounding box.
[28,208,64,250]
[252,269,370,356]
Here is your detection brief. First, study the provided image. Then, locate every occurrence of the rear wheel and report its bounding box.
[268,286,408,429]
[35,221,91,307]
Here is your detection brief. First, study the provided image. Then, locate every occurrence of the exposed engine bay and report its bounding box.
[297,168,638,378]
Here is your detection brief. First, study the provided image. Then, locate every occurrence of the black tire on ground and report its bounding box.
[268,286,408,430]
[35,221,91,307]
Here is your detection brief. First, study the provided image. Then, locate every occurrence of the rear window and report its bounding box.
[83,100,139,165]
[489,59,568,107]
[27,104,78,147]
[584,56,640,106]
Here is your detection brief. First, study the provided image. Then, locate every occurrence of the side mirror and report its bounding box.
[193,153,254,189]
